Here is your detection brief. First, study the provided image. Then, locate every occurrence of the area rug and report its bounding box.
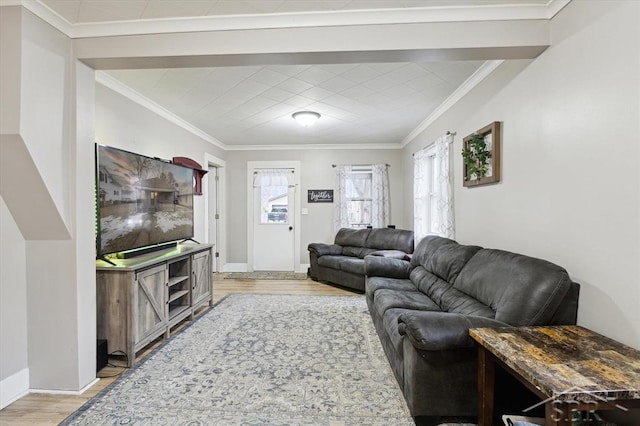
[218,271,309,280]
[62,294,414,425]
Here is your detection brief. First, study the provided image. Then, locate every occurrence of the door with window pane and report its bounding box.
[252,169,295,271]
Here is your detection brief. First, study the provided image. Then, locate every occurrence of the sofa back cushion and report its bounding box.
[410,267,495,318]
[335,228,371,247]
[342,246,377,258]
[453,249,573,326]
[411,236,481,283]
[365,228,415,254]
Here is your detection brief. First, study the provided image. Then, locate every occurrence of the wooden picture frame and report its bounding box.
[462,121,501,187]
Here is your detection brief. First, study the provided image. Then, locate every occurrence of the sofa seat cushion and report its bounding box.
[373,288,441,319]
[339,256,366,275]
[365,276,416,300]
[317,255,365,275]
[317,255,343,270]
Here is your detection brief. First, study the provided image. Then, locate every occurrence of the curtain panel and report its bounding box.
[413,133,455,243]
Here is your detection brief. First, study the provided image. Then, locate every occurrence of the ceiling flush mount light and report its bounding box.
[292,111,321,127]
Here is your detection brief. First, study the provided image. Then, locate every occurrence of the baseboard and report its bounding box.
[222,263,308,273]
[30,377,100,395]
[298,263,310,273]
[0,368,29,409]
[222,263,247,272]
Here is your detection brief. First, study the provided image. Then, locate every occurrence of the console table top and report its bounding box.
[96,243,213,271]
[469,325,640,402]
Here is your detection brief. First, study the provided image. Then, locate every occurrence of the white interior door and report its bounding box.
[252,169,295,271]
[207,166,218,272]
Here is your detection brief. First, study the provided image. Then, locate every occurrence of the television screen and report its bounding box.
[96,144,194,256]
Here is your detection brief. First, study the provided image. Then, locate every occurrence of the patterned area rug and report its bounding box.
[63,294,414,425]
[218,271,309,280]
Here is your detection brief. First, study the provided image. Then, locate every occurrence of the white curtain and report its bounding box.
[334,165,353,232]
[371,164,390,228]
[434,134,455,239]
[254,169,293,223]
[413,133,455,242]
[413,149,431,243]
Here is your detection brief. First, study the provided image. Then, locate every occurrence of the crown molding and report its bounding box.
[400,59,504,148]
[546,0,572,19]
[8,0,74,36]
[225,143,402,151]
[12,0,572,39]
[95,71,227,151]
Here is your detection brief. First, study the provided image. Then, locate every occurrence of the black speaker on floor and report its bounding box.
[96,339,108,372]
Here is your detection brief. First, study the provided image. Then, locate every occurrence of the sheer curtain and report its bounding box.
[334,165,353,232]
[371,164,390,228]
[253,169,293,223]
[413,133,455,243]
[413,148,431,243]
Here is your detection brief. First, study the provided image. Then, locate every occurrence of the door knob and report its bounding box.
[289,226,293,231]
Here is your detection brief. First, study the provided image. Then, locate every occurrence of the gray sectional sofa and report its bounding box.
[365,235,580,418]
[308,227,414,292]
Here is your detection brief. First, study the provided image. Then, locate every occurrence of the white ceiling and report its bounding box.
[33,0,556,149]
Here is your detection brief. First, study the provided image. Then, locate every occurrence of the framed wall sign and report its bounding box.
[308,189,334,203]
[462,121,501,187]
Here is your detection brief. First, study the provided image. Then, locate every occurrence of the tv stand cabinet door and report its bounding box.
[191,249,212,311]
[134,264,167,354]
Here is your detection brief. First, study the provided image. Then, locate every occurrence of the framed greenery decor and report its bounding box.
[462,121,501,187]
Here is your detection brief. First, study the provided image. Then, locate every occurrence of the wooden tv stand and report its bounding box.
[96,243,213,366]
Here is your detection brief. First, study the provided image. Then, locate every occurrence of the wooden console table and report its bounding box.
[470,326,640,426]
[96,243,213,366]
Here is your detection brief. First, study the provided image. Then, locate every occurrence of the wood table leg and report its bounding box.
[477,345,495,426]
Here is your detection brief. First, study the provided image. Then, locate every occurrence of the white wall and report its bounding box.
[403,0,640,349]
[95,83,227,244]
[0,7,29,407]
[225,148,404,267]
[0,6,97,398]
[0,196,29,407]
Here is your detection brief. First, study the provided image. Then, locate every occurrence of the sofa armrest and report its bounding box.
[398,311,509,351]
[365,256,412,279]
[368,250,410,260]
[308,243,343,257]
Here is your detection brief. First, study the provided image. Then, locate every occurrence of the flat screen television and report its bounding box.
[95,144,194,257]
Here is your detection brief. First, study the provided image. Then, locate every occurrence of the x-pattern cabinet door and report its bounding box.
[191,250,211,308]
[134,264,167,348]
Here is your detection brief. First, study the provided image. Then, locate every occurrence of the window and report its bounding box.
[334,164,389,231]
[344,169,373,228]
[254,169,292,224]
[413,134,455,243]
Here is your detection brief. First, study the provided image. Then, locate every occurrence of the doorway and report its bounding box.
[208,165,219,272]
[204,153,226,273]
[247,161,301,272]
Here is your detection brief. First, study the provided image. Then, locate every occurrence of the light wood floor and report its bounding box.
[0,277,356,425]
